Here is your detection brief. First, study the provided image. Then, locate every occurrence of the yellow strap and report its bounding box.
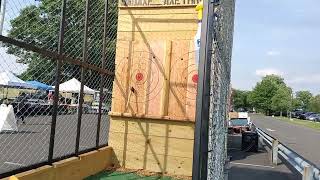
[9,176,19,180]
[195,1,203,20]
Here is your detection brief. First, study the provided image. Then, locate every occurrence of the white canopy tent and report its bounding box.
[0,71,34,89]
[53,78,95,105]
[0,71,35,100]
[57,78,95,94]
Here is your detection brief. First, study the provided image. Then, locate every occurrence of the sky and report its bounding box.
[231,0,320,94]
[0,0,39,74]
[1,0,320,94]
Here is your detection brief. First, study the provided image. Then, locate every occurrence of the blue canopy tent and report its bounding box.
[26,81,53,90]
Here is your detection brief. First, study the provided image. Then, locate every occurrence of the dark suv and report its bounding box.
[292,111,304,118]
[299,112,316,120]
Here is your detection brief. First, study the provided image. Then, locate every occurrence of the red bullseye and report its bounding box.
[136,72,144,81]
[192,74,198,83]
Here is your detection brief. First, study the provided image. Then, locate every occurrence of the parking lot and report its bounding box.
[0,114,109,175]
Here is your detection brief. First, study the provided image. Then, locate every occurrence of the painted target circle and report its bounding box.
[136,72,144,81]
[131,68,148,86]
[192,74,198,83]
[116,50,163,103]
[170,51,198,104]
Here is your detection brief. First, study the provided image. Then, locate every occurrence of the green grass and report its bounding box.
[85,171,183,180]
[274,116,320,131]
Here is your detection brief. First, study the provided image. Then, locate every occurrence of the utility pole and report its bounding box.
[192,0,214,179]
[0,0,6,36]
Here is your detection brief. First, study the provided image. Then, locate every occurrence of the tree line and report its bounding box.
[5,0,117,90]
[232,75,320,115]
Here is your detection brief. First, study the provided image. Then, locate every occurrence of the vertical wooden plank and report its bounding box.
[128,40,154,115]
[124,41,133,114]
[143,43,152,116]
[112,40,132,113]
[146,40,165,116]
[160,41,172,117]
[168,40,190,119]
[122,40,165,116]
[186,40,197,121]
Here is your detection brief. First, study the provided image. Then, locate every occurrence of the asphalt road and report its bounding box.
[252,114,320,168]
[0,114,109,176]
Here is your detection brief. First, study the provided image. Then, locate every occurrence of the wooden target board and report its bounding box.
[108,5,198,176]
[111,40,197,121]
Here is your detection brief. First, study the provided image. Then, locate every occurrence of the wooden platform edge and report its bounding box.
[109,111,195,123]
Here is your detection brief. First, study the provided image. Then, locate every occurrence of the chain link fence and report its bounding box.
[192,0,235,179]
[0,0,235,178]
[0,0,117,177]
[208,0,235,179]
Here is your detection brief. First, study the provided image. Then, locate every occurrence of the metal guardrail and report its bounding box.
[256,127,320,180]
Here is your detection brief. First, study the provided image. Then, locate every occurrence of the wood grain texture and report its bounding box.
[160,40,172,116]
[117,7,197,42]
[168,40,190,119]
[111,40,196,120]
[109,116,194,176]
[117,31,197,41]
[118,6,197,15]
[110,115,194,138]
[112,40,132,113]
[145,41,166,116]
[111,6,197,121]
[185,40,197,120]
[109,6,198,175]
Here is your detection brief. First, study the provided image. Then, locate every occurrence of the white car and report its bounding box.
[88,102,110,114]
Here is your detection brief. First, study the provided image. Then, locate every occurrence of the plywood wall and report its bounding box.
[111,39,198,121]
[109,116,194,176]
[110,6,198,121]
[117,6,198,41]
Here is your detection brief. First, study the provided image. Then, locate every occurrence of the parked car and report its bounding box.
[11,96,40,116]
[307,114,320,121]
[87,102,110,114]
[292,110,304,118]
[299,112,316,120]
[228,118,251,134]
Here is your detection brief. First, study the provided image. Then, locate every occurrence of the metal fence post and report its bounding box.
[192,0,214,179]
[303,165,312,180]
[48,0,67,163]
[272,139,279,165]
[96,0,109,148]
[75,0,90,155]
